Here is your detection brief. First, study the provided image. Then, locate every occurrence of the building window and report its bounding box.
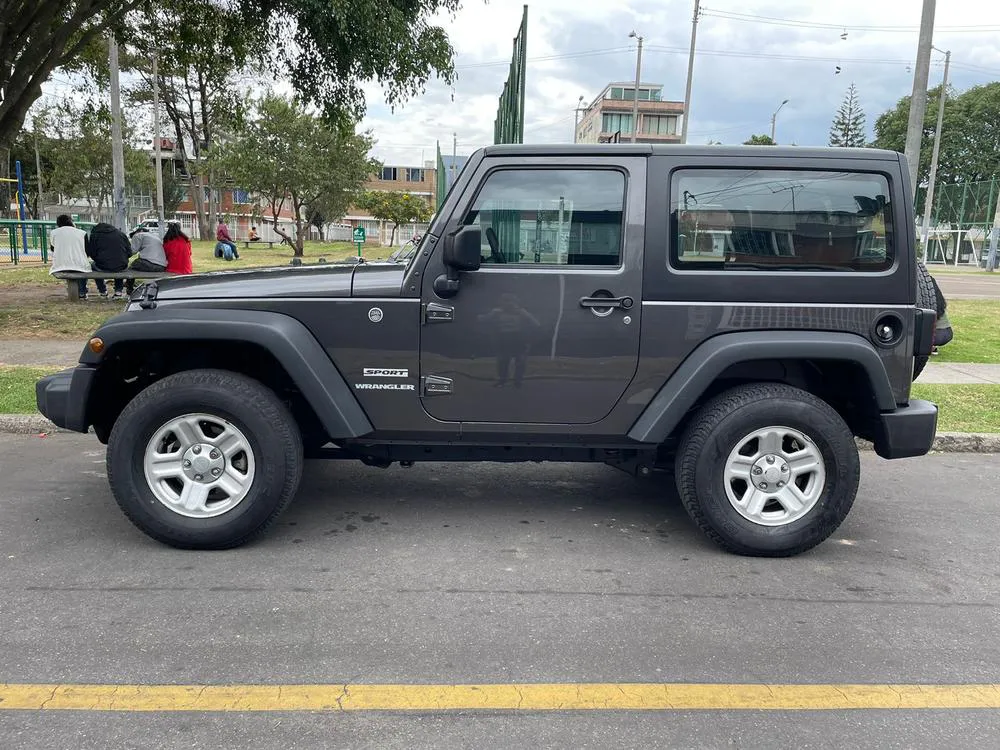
[463,169,626,267]
[670,169,894,272]
[381,167,398,181]
[609,87,624,100]
[642,115,678,135]
[601,113,633,134]
[406,168,424,182]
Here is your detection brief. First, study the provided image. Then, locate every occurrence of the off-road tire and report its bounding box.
[107,369,303,549]
[675,383,860,557]
[913,261,937,380]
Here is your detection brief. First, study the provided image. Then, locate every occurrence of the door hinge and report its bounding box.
[423,302,454,323]
[421,375,453,396]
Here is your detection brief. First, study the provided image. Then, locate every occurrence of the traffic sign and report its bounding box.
[353,226,366,243]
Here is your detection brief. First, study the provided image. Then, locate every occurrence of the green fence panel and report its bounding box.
[493,5,527,144]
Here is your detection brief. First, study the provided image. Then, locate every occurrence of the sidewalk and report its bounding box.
[2,339,999,384]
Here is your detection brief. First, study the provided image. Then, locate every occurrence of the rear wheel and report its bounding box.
[107,369,303,549]
[675,383,860,557]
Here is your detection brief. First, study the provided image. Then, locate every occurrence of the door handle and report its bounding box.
[579,295,634,310]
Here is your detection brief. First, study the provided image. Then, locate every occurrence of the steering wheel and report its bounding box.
[484,226,505,264]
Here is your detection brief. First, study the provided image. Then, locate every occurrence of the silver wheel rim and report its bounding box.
[723,425,826,527]
[142,413,256,519]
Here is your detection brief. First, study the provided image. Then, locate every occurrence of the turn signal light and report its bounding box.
[88,337,105,354]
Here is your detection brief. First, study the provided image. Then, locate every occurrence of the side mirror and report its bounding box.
[434,226,481,297]
[444,226,482,272]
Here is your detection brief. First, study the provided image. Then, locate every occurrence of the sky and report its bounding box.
[359,0,1000,167]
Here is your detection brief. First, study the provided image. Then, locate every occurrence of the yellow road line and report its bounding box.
[1,683,999,711]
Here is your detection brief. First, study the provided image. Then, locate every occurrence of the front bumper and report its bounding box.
[35,366,96,433]
[873,399,938,459]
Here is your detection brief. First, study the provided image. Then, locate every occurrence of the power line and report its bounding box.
[700,8,1000,33]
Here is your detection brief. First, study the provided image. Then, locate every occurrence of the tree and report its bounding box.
[829,83,867,147]
[360,191,433,247]
[1,0,464,152]
[744,134,776,145]
[871,82,1000,205]
[216,94,376,256]
[35,98,152,218]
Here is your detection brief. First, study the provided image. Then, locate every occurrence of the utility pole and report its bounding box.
[680,0,701,144]
[108,34,127,230]
[919,48,949,261]
[573,95,585,143]
[34,131,43,219]
[628,31,644,143]
[903,0,936,201]
[770,99,788,144]
[451,132,457,183]
[152,49,165,240]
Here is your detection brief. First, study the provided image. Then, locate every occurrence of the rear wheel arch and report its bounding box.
[628,331,897,445]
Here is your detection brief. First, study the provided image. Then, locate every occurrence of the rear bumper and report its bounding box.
[873,399,938,459]
[35,366,96,433]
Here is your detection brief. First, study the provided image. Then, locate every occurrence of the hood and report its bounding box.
[151,261,406,300]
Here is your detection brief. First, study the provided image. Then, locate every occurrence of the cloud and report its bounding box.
[361,0,1000,164]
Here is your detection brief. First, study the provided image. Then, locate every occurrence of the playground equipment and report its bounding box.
[0,159,29,263]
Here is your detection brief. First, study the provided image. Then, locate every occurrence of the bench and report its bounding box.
[243,240,275,249]
[53,271,174,301]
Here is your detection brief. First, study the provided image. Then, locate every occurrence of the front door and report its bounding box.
[419,161,643,424]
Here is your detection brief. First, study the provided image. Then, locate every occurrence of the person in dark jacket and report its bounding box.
[86,222,131,299]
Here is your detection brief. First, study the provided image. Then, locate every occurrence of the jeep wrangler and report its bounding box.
[37,145,939,556]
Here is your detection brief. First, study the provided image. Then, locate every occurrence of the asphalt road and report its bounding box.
[932,270,1000,299]
[1,433,999,748]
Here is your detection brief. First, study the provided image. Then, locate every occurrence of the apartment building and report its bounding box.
[575,83,685,144]
[343,162,439,244]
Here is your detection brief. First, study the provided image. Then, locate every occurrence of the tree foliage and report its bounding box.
[34,98,152,217]
[829,83,866,147]
[871,82,1000,195]
[743,134,776,145]
[215,94,376,256]
[359,191,433,246]
[1,0,464,152]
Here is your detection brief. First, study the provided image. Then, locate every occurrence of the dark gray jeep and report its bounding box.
[37,145,939,556]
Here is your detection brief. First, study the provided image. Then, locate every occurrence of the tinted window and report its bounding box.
[671,169,893,271]
[464,169,625,266]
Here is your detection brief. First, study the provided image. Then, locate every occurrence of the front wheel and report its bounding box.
[107,369,303,549]
[675,383,860,557]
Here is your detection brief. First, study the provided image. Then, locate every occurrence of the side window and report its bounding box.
[671,169,894,272]
[463,169,626,267]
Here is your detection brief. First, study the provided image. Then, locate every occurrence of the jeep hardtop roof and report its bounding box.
[479,143,901,161]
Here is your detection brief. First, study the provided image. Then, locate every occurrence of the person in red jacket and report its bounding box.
[163,222,193,274]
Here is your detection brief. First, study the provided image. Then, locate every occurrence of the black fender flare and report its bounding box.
[82,307,374,439]
[627,330,897,444]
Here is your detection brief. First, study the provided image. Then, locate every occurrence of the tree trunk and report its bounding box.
[390,223,398,247]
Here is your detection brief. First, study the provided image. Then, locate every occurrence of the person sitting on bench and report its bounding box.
[49,215,92,300]
[127,228,168,294]
[248,226,261,242]
[87,222,131,299]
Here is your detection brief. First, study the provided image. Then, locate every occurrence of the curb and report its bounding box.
[0,414,996,453]
[855,433,1000,454]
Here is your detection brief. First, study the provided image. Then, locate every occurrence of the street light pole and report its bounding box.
[152,48,165,240]
[920,48,950,260]
[573,95,585,143]
[680,0,701,144]
[628,31,643,144]
[770,99,788,143]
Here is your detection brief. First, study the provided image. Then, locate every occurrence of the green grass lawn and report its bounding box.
[911,384,1000,433]
[0,240,394,340]
[933,299,1000,364]
[0,366,59,413]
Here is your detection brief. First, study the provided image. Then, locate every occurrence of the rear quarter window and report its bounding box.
[670,169,893,272]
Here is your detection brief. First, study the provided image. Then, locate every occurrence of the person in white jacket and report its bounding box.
[48,215,92,299]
